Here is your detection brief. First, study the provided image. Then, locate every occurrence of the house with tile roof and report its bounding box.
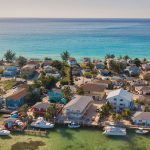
[106,88,134,112]
[63,95,93,119]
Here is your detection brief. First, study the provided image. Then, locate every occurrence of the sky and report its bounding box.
[0,0,149,18]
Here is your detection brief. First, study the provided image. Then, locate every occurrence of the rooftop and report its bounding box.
[106,88,133,100]
[64,95,93,112]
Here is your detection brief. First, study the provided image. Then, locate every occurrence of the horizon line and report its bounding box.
[0,17,150,19]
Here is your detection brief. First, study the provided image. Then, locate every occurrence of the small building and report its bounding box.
[71,65,81,76]
[106,88,134,111]
[81,81,109,100]
[21,64,36,78]
[68,57,77,66]
[3,66,18,77]
[135,86,150,95]
[99,69,111,76]
[140,72,150,80]
[83,57,91,65]
[27,60,40,69]
[142,63,150,71]
[63,95,93,119]
[124,65,140,76]
[4,87,27,109]
[132,111,150,126]
[95,62,105,70]
[31,102,63,116]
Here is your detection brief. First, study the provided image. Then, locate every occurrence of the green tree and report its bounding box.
[133,58,141,67]
[69,67,74,85]
[123,55,130,60]
[17,56,27,67]
[40,75,57,90]
[76,87,84,95]
[45,104,57,120]
[62,86,73,101]
[51,60,62,70]
[61,51,70,62]
[4,50,16,63]
[105,54,115,59]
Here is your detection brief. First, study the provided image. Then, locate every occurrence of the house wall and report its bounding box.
[63,102,92,119]
[107,95,133,111]
[6,97,24,109]
[132,119,150,125]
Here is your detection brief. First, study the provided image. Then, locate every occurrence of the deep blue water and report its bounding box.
[0,18,150,60]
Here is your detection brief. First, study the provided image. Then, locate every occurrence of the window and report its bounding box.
[120,99,123,101]
[114,98,117,101]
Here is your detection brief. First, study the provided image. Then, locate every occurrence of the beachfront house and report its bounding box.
[106,88,134,112]
[4,87,27,109]
[63,95,93,119]
[21,64,36,78]
[68,57,77,66]
[132,111,150,126]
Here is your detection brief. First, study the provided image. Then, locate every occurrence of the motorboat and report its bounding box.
[0,128,10,136]
[31,117,54,129]
[135,128,149,134]
[68,122,80,128]
[103,126,126,136]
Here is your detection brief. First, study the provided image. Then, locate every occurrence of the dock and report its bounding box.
[24,129,47,136]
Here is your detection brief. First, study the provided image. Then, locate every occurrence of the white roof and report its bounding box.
[106,88,133,101]
[64,95,93,112]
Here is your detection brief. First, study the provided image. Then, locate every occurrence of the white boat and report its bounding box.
[68,122,80,128]
[31,117,54,129]
[0,128,10,136]
[135,128,149,134]
[103,126,126,136]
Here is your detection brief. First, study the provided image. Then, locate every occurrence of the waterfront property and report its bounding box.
[132,111,150,126]
[63,95,93,119]
[4,87,27,109]
[106,88,134,111]
[31,102,63,116]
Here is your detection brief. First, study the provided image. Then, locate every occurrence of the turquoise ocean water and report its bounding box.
[0,18,150,60]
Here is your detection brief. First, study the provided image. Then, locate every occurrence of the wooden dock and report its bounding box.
[24,129,47,136]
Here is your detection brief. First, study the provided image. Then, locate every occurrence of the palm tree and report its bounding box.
[61,51,70,62]
[4,50,16,63]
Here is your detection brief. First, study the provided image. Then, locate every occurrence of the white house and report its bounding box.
[132,112,150,126]
[63,95,93,119]
[106,88,134,111]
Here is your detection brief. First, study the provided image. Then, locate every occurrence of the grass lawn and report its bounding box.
[0,79,18,91]
[0,127,150,150]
